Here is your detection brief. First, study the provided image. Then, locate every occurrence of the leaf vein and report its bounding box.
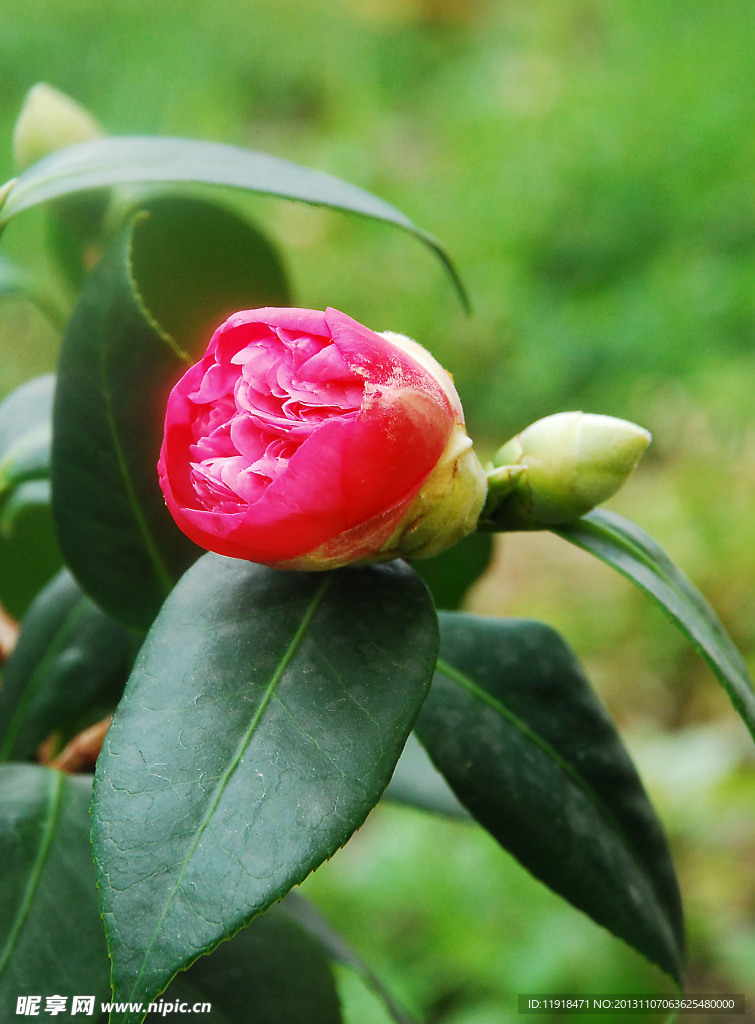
[99,339,174,598]
[0,769,64,977]
[122,575,332,1001]
[435,656,661,894]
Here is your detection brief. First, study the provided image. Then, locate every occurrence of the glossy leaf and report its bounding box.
[0,480,62,619]
[416,612,685,984]
[555,509,755,742]
[0,766,110,1015]
[126,192,290,356]
[91,556,438,1024]
[0,569,136,762]
[51,198,291,631]
[0,136,467,307]
[52,193,287,631]
[152,907,341,1024]
[0,375,54,499]
[52,222,197,630]
[414,530,494,610]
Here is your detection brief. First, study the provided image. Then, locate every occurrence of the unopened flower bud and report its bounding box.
[13,83,104,172]
[486,411,650,530]
[158,307,487,570]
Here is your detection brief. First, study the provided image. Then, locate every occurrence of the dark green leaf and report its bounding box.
[0,136,467,308]
[91,556,438,1024]
[0,480,62,619]
[152,906,341,1024]
[414,530,494,610]
[0,766,110,1016]
[126,193,290,356]
[52,198,293,630]
[0,569,136,762]
[0,375,54,499]
[555,509,755,742]
[52,225,196,630]
[416,612,685,984]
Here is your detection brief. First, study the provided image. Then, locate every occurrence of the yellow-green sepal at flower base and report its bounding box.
[482,411,651,531]
[377,418,488,564]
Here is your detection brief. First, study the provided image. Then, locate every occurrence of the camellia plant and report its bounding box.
[0,85,753,1024]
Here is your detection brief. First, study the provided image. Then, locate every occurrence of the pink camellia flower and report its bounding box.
[158,307,487,570]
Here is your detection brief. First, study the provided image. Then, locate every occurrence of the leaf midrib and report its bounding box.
[98,329,174,599]
[120,576,332,1006]
[0,768,64,977]
[435,655,672,919]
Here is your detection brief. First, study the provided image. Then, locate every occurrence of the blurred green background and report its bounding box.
[0,0,753,1020]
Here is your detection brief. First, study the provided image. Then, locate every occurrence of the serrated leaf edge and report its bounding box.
[436,657,651,871]
[91,230,181,600]
[124,212,192,365]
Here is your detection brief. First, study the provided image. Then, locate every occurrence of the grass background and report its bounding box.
[0,1,753,1020]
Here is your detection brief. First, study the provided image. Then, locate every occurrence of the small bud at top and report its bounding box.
[485,411,651,530]
[13,83,104,172]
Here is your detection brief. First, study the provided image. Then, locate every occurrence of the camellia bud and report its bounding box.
[485,411,651,530]
[13,83,104,172]
[158,307,487,570]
